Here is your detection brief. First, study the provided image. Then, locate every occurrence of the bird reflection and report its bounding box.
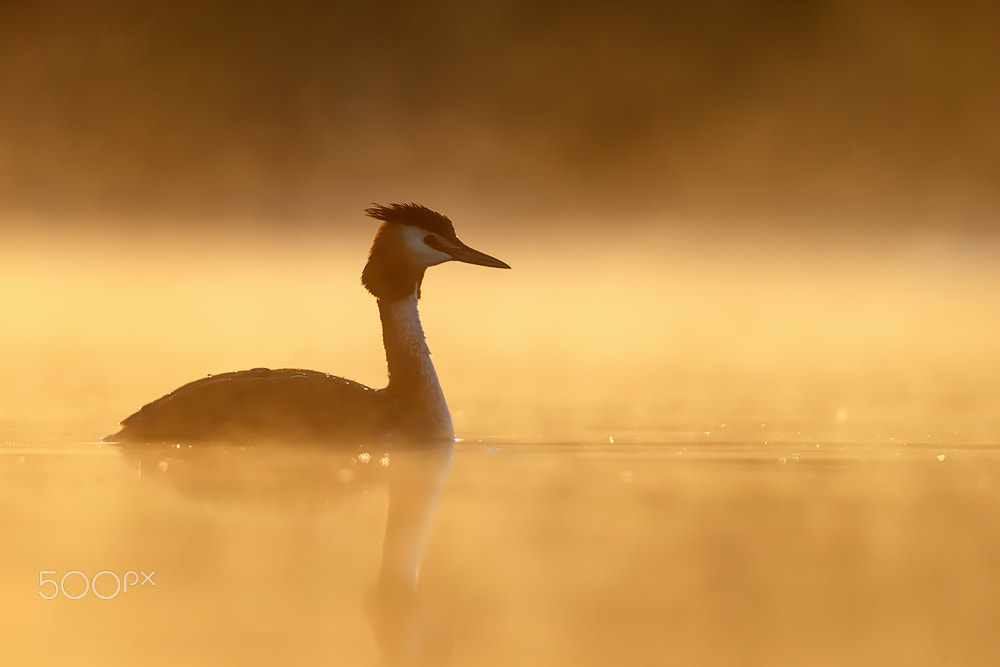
[120,440,455,665]
[366,443,455,665]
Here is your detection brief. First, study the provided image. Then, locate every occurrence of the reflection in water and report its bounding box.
[121,440,456,666]
[3,437,1000,665]
[368,444,455,665]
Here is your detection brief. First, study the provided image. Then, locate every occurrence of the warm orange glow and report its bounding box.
[3,223,997,444]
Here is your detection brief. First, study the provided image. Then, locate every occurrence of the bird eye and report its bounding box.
[424,234,445,252]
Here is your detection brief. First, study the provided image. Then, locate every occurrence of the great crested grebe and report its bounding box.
[104,203,509,445]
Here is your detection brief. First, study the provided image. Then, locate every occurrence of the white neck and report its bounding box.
[378,293,454,441]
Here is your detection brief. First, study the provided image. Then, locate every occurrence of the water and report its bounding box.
[3,426,999,666]
[3,229,998,664]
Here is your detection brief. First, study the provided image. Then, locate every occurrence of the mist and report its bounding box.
[4,223,998,446]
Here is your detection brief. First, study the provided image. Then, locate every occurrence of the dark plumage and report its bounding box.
[104,369,390,444]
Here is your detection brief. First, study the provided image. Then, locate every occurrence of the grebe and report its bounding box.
[104,203,509,445]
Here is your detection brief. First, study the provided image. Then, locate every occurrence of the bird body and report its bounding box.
[104,204,508,445]
[105,368,387,444]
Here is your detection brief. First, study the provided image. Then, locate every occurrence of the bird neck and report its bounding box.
[377,293,454,441]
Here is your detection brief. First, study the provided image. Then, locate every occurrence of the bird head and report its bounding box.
[361,203,509,300]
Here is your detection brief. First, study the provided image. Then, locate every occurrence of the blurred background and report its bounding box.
[2,0,998,443]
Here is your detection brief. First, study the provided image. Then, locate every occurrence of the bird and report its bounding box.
[103,203,510,446]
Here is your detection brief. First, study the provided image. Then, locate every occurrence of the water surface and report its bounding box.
[3,425,999,666]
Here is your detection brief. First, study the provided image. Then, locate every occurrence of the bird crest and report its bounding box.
[364,203,459,242]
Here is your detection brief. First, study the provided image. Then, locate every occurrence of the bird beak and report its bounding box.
[444,240,511,269]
